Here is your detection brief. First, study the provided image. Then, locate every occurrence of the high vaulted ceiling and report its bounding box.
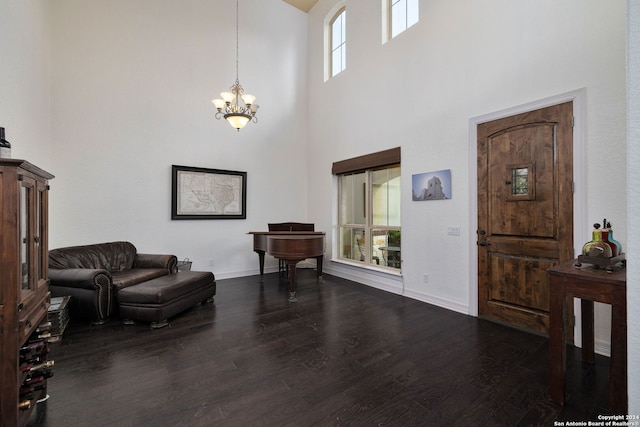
[282,0,319,13]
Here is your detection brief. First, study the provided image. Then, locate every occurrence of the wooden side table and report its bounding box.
[548,260,627,414]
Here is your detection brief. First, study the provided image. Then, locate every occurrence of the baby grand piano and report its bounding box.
[249,223,325,302]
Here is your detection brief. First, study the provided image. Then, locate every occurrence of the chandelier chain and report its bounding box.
[235,0,239,84]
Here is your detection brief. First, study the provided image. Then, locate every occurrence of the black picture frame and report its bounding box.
[171,165,247,220]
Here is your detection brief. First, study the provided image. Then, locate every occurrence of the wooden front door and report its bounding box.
[477,102,574,335]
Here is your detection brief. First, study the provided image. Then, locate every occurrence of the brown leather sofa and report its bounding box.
[48,241,177,325]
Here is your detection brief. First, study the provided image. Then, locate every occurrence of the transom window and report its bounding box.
[333,148,401,270]
[330,8,346,78]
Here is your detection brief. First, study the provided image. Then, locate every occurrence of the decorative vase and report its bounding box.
[581,223,612,258]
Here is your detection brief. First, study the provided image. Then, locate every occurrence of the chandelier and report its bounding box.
[212,0,259,131]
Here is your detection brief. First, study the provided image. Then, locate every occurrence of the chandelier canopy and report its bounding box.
[212,0,259,131]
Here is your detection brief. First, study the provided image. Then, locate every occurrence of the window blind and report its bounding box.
[331,147,401,175]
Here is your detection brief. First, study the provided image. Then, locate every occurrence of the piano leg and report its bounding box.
[316,255,324,282]
[254,250,265,279]
[286,259,301,302]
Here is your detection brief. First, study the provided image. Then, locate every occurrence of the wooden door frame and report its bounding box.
[468,88,587,343]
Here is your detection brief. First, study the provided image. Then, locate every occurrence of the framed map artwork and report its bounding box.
[171,165,247,219]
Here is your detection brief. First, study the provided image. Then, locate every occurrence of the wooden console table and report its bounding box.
[548,259,627,414]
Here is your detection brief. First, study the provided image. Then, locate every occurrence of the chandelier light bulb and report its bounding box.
[220,92,235,103]
[241,93,256,105]
[212,98,225,110]
[225,114,251,130]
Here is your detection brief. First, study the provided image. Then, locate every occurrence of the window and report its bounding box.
[333,148,401,270]
[330,8,346,77]
[388,0,419,39]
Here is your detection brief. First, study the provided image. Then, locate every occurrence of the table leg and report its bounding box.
[581,299,595,364]
[609,287,628,414]
[549,281,567,405]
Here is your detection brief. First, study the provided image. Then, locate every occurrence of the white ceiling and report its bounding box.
[282,0,319,13]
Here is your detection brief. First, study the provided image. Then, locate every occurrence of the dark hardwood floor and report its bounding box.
[29,269,610,426]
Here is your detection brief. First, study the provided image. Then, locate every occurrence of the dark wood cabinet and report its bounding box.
[0,159,54,427]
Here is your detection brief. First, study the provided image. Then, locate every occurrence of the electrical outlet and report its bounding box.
[447,226,461,236]
[209,259,214,267]
[423,273,429,283]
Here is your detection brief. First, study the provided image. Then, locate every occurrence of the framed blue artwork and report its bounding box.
[412,169,451,201]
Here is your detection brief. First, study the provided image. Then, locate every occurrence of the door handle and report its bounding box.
[477,241,490,247]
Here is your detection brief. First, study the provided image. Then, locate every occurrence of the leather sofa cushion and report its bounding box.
[49,241,137,272]
[111,269,169,292]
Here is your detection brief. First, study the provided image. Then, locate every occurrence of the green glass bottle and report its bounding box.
[581,223,612,258]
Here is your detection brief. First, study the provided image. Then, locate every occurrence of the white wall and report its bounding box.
[307,0,628,351]
[49,0,309,278]
[0,0,52,170]
[627,0,639,415]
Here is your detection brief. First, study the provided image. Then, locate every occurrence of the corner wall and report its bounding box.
[627,0,639,415]
[0,0,52,170]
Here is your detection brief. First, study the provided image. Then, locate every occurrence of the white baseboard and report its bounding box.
[213,266,278,280]
[325,263,470,316]
[401,288,470,315]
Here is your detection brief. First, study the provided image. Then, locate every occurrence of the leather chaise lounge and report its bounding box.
[48,241,216,327]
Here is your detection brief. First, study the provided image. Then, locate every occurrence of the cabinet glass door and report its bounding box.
[36,183,48,288]
[20,184,31,290]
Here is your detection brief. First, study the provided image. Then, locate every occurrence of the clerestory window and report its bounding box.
[329,7,346,78]
[333,148,401,270]
[387,0,419,40]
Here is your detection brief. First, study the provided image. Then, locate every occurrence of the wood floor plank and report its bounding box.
[28,270,611,426]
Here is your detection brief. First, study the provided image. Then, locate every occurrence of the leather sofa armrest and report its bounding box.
[133,254,178,273]
[48,268,113,324]
[49,268,112,290]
